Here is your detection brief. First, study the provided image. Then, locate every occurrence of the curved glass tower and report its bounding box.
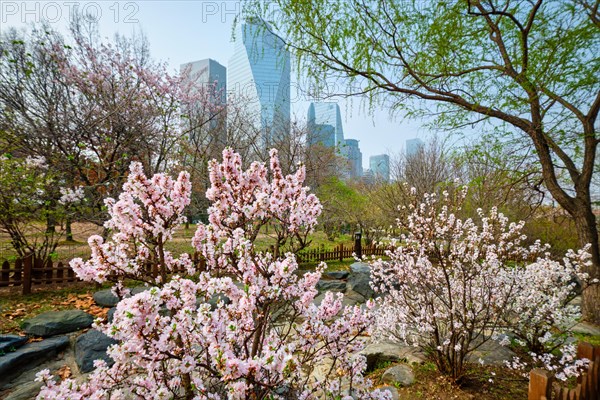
[228,19,290,148]
[307,102,345,149]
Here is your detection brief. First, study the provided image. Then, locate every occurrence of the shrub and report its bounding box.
[370,187,592,382]
[36,149,390,400]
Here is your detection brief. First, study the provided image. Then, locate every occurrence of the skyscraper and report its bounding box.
[369,154,390,182]
[344,139,363,178]
[228,18,290,148]
[307,102,344,149]
[406,138,425,157]
[180,59,227,145]
[180,58,227,104]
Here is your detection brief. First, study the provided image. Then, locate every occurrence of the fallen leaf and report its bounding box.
[56,365,72,380]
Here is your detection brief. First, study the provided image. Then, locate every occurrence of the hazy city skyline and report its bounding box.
[1,1,429,168]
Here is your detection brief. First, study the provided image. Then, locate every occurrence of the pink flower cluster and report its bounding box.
[370,187,593,381]
[40,150,390,399]
[70,161,193,285]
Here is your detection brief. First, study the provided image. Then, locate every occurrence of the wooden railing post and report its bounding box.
[529,369,553,400]
[22,254,32,295]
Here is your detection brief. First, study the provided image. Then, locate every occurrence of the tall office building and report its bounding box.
[370,154,390,182]
[307,102,344,149]
[180,59,227,148]
[344,139,363,178]
[406,138,425,157]
[180,58,227,104]
[228,18,290,148]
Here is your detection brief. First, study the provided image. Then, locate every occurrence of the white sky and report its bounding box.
[0,0,431,169]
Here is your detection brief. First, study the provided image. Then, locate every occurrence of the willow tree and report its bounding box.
[244,0,600,322]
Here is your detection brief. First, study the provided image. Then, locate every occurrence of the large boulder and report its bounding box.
[382,364,415,386]
[466,339,516,366]
[360,341,427,371]
[0,336,69,386]
[22,310,94,337]
[0,335,28,354]
[349,262,370,274]
[346,263,375,299]
[93,289,119,307]
[76,329,118,373]
[324,271,349,280]
[316,280,347,293]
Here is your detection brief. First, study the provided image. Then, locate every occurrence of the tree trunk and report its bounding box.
[573,205,600,325]
[66,217,73,242]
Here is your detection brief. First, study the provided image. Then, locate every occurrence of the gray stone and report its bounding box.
[378,386,399,400]
[76,329,118,373]
[347,271,374,299]
[316,280,347,292]
[350,262,370,274]
[324,271,349,280]
[2,380,43,400]
[342,290,367,307]
[382,364,415,386]
[131,286,150,296]
[107,307,116,323]
[93,289,119,307]
[0,335,28,354]
[466,339,516,366]
[572,322,600,336]
[0,335,69,386]
[22,310,94,337]
[360,341,427,371]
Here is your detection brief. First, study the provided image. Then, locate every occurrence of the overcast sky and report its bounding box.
[1,0,431,168]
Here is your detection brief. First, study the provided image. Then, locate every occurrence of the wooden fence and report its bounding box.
[296,243,388,263]
[529,342,600,400]
[0,242,387,294]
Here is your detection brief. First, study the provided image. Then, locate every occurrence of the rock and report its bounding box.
[22,310,94,337]
[360,341,427,371]
[342,290,366,307]
[466,339,516,366]
[0,335,69,386]
[0,335,28,354]
[316,280,347,292]
[572,322,600,336]
[347,271,374,300]
[350,262,370,274]
[324,271,349,280]
[107,307,116,323]
[382,364,415,386]
[312,293,327,306]
[2,380,43,400]
[378,385,399,400]
[93,289,119,307]
[76,329,118,373]
[131,286,150,296]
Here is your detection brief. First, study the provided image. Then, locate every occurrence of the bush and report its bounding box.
[370,187,593,382]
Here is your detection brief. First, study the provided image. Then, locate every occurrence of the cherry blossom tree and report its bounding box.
[0,154,82,262]
[370,187,594,382]
[36,149,390,400]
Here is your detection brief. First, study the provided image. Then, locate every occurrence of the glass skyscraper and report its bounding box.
[369,154,390,182]
[307,102,345,149]
[228,19,290,148]
[344,139,363,178]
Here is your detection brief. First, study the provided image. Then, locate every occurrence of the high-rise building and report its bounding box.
[307,102,344,149]
[228,18,290,148]
[406,138,425,157]
[180,59,227,145]
[369,154,390,182]
[180,58,227,104]
[344,139,362,178]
